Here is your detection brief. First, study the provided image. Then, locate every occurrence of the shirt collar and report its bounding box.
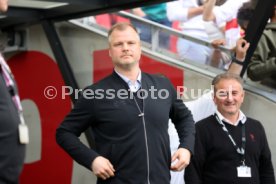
[114,69,142,85]
[215,110,247,126]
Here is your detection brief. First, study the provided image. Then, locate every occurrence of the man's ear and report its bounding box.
[212,90,218,106]
[211,85,215,100]
[212,92,216,104]
[241,89,245,103]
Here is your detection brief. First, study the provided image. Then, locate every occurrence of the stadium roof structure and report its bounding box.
[0,0,172,29]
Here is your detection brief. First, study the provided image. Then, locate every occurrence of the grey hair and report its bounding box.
[212,73,244,91]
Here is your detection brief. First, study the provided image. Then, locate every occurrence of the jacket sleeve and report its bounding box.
[168,79,195,154]
[56,88,99,171]
[213,0,245,26]
[247,32,276,81]
[166,1,189,22]
[184,124,206,184]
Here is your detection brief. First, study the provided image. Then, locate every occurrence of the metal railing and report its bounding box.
[68,13,276,102]
[117,11,231,53]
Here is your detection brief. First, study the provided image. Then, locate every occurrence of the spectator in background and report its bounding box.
[132,3,172,49]
[202,0,251,68]
[167,0,210,64]
[202,0,225,43]
[203,0,250,48]
[247,5,276,88]
[237,2,255,33]
[0,0,29,183]
[169,38,250,184]
[184,72,275,184]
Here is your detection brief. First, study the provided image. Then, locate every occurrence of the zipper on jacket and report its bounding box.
[142,116,150,184]
[133,96,150,184]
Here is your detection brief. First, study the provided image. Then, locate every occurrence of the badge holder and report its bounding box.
[237,160,251,177]
[18,112,29,144]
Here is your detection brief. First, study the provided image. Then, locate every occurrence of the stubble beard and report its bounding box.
[224,108,239,118]
[117,60,138,71]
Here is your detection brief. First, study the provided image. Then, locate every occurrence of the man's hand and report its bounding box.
[211,39,226,49]
[170,148,191,171]
[91,156,115,180]
[227,38,250,74]
[203,0,216,21]
[132,8,146,17]
[235,38,250,61]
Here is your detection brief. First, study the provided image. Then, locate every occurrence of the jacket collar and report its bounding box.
[265,22,276,30]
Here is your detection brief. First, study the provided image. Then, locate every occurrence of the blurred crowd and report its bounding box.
[81,0,276,89]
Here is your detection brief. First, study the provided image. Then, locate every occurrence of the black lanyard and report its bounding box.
[215,114,246,162]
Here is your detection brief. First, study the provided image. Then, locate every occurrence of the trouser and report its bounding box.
[177,38,211,64]
[132,16,172,49]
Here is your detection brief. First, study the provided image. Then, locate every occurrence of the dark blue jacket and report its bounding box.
[56,71,195,184]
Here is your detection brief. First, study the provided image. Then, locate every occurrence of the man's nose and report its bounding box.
[122,43,129,50]
[226,92,233,101]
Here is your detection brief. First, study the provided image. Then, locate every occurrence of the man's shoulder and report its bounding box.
[246,117,263,127]
[86,73,116,89]
[196,115,215,127]
[262,23,276,42]
[142,72,171,84]
[265,22,276,32]
[245,117,269,135]
[195,115,217,136]
[143,72,168,79]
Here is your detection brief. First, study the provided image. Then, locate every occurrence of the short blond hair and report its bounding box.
[107,22,139,43]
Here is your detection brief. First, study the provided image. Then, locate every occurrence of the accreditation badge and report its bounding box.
[18,124,29,144]
[237,165,251,177]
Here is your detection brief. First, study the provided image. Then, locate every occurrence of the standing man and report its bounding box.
[169,38,250,184]
[56,22,195,184]
[184,73,275,184]
[0,0,28,183]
